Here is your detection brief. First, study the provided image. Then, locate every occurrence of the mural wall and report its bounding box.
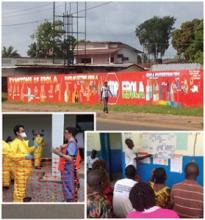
[7,68,203,107]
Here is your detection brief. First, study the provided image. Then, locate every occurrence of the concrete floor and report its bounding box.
[3,160,84,202]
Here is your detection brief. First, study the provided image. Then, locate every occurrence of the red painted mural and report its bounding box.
[7,68,203,107]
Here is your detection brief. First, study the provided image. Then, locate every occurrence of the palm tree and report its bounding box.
[2,46,21,57]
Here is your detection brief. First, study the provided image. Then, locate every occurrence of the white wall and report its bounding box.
[117,47,138,64]
[109,133,122,150]
[87,133,101,151]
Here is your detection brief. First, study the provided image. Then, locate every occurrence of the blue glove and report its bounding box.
[34,142,39,148]
[25,153,33,160]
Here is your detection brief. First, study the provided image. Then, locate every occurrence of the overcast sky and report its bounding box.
[1,1,203,57]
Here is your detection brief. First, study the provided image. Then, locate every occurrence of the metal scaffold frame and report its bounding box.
[53,2,87,66]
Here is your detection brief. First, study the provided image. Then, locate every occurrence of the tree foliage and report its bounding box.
[27,20,77,62]
[172,19,203,64]
[2,46,21,57]
[136,16,176,60]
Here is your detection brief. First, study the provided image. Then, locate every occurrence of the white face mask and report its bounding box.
[20,132,27,138]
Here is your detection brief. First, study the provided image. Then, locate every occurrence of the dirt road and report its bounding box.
[3,102,203,130]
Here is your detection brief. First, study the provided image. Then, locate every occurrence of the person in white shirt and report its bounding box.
[113,165,137,218]
[125,138,152,169]
[100,81,113,113]
[87,150,99,170]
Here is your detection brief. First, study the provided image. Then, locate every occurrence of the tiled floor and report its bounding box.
[3,161,84,202]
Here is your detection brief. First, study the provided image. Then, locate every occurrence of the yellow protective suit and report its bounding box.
[9,138,35,202]
[33,135,45,167]
[2,141,12,187]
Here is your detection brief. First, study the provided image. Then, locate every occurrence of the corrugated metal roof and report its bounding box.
[151,63,202,70]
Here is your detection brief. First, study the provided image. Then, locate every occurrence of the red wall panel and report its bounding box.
[7,69,203,107]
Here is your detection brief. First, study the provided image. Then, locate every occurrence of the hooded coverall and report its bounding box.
[33,135,45,167]
[9,138,36,202]
[2,141,12,187]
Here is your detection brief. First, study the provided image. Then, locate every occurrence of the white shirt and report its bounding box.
[75,132,84,149]
[101,86,111,98]
[87,155,99,169]
[125,148,137,168]
[113,178,137,218]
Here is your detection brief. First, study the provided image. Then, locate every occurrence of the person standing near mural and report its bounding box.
[53,127,79,202]
[100,81,113,113]
[9,125,39,202]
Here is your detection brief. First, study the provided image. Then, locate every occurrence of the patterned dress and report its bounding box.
[87,192,113,218]
[150,181,171,208]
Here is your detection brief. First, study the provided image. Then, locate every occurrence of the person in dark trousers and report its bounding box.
[100,81,113,113]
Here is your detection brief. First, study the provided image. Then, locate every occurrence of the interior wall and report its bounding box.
[87,133,101,152]
[3,114,52,158]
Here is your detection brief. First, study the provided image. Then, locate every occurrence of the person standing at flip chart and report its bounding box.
[125,138,152,169]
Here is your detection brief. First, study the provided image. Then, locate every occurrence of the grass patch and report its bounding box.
[4,100,203,116]
[2,92,7,102]
[109,104,203,116]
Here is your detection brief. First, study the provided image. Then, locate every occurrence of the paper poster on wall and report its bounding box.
[153,157,168,166]
[170,155,183,173]
[142,133,176,159]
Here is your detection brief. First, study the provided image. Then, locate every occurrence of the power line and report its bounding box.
[2,2,113,27]
[3,2,71,18]
[2,3,51,16]
[3,4,53,18]
[72,2,112,15]
[2,18,52,27]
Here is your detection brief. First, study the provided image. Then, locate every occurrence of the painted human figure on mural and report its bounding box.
[100,81,113,113]
[72,84,79,103]
[64,82,70,103]
[55,83,62,102]
[40,85,46,102]
[20,83,25,101]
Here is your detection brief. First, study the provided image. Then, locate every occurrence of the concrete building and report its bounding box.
[74,41,143,65]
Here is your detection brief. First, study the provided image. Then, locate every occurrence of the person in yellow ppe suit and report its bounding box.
[33,132,45,169]
[9,125,39,202]
[2,140,12,189]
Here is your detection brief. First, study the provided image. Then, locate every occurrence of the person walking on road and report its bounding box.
[100,81,113,113]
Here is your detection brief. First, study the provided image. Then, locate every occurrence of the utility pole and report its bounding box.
[52,2,55,64]
[84,1,87,65]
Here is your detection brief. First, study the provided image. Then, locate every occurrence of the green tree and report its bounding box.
[2,46,21,57]
[27,20,63,58]
[136,16,176,60]
[172,19,203,64]
[27,20,78,63]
